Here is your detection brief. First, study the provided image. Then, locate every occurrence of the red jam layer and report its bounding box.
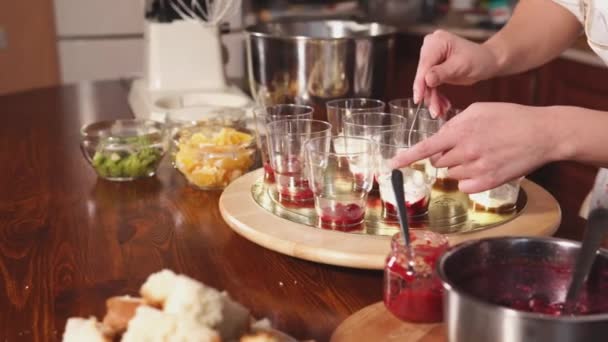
[263,162,275,183]
[384,195,430,218]
[276,176,314,204]
[319,203,365,230]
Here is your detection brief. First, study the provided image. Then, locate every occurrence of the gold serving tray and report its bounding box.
[251,179,527,237]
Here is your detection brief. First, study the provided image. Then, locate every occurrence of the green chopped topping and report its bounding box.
[91,135,164,179]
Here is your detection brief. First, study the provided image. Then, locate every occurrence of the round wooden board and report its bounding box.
[330,302,445,342]
[219,169,561,270]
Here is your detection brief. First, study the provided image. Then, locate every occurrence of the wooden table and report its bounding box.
[0,80,587,342]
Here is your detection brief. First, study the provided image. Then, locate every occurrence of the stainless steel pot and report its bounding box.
[438,237,608,342]
[245,20,397,121]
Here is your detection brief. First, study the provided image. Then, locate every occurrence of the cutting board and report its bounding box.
[331,302,446,342]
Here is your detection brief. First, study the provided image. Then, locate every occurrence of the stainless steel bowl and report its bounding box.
[438,237,608,342]
[245,20,397,121]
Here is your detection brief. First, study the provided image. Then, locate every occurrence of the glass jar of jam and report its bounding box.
[384,230,449,323]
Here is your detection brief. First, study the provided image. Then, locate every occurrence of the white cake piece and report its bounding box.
[163,275,224,328]
[141,269,178,307]
[62,317,110,342]
[121,306,177,342]
[169,319,221,342]
[139,269,251,340]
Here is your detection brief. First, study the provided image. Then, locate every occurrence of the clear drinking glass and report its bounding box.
[342,112,405,189]
[266,119,332,205]
[305,136,376,230]
[468,178,523,213]
[326,98,385,136]
[376,129,436,220]
[252,105,314,183]
[417,109,446,135]
[416,110,457,191]
[342,112,406,141]
[389,98,428,128]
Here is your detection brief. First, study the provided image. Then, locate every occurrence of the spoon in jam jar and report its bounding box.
[391,169,416,272]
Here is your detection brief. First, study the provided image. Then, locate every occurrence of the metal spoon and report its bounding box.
[407,100,424,147]
[391,169,416,273]
[564,207,608,314]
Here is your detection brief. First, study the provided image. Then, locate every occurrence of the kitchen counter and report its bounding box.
[399,22,606,68]
[0,80,589,341]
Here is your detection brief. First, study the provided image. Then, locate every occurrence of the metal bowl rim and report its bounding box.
[245,20,397,41]
[437,236,608,322]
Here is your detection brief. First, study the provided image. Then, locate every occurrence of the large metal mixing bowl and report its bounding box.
[245,20,397,121]
[438,237,608,342]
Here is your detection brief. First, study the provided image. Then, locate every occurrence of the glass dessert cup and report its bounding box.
[384,231,449,323]
[267,119,331,206]
[326,98,385,136]
[388,98,428,128]
[80,119,168,181]
[342,112,406,140]
[305,136,376,231]
[375,129,436,221]
[342,112,406,191]
[173,124,256,190]
[469,178,523,214]
[417,108,465,192]
[252,104,314,184]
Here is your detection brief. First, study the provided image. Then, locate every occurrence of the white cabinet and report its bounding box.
[53,0,246,85]
[58,39,144,83]
[53,0,146,84]
[54,0,145,36]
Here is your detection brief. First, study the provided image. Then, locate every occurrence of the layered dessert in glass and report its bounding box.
[469,178,523,213]
[305,136,375,231]
[252,104,314,184]
[267,119,331,206]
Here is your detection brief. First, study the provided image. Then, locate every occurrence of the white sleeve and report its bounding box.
[552,0,585,23]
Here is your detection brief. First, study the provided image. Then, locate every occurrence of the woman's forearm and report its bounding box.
[483,0,582,77]
[550,106,608,168]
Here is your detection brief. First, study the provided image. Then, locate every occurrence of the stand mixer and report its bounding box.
[129,0,253,122]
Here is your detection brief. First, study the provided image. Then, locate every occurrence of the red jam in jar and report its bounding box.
[384,231,449,323]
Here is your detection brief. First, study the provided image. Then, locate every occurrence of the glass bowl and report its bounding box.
[80,119,168,181]
[172,124,257,190]
[165,107,247,133]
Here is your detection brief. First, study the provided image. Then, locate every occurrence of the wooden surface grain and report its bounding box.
[330,302,445,342]
[0,80,587,342]
[0,81,380,341]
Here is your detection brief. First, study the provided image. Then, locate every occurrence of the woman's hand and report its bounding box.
[414,30,501,117]
[392,103,566,193]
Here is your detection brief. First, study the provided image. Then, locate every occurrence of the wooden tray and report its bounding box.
[219,169,561,270]
[331,302,445,342]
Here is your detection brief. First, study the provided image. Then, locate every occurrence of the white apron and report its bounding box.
[553,0,608,215]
